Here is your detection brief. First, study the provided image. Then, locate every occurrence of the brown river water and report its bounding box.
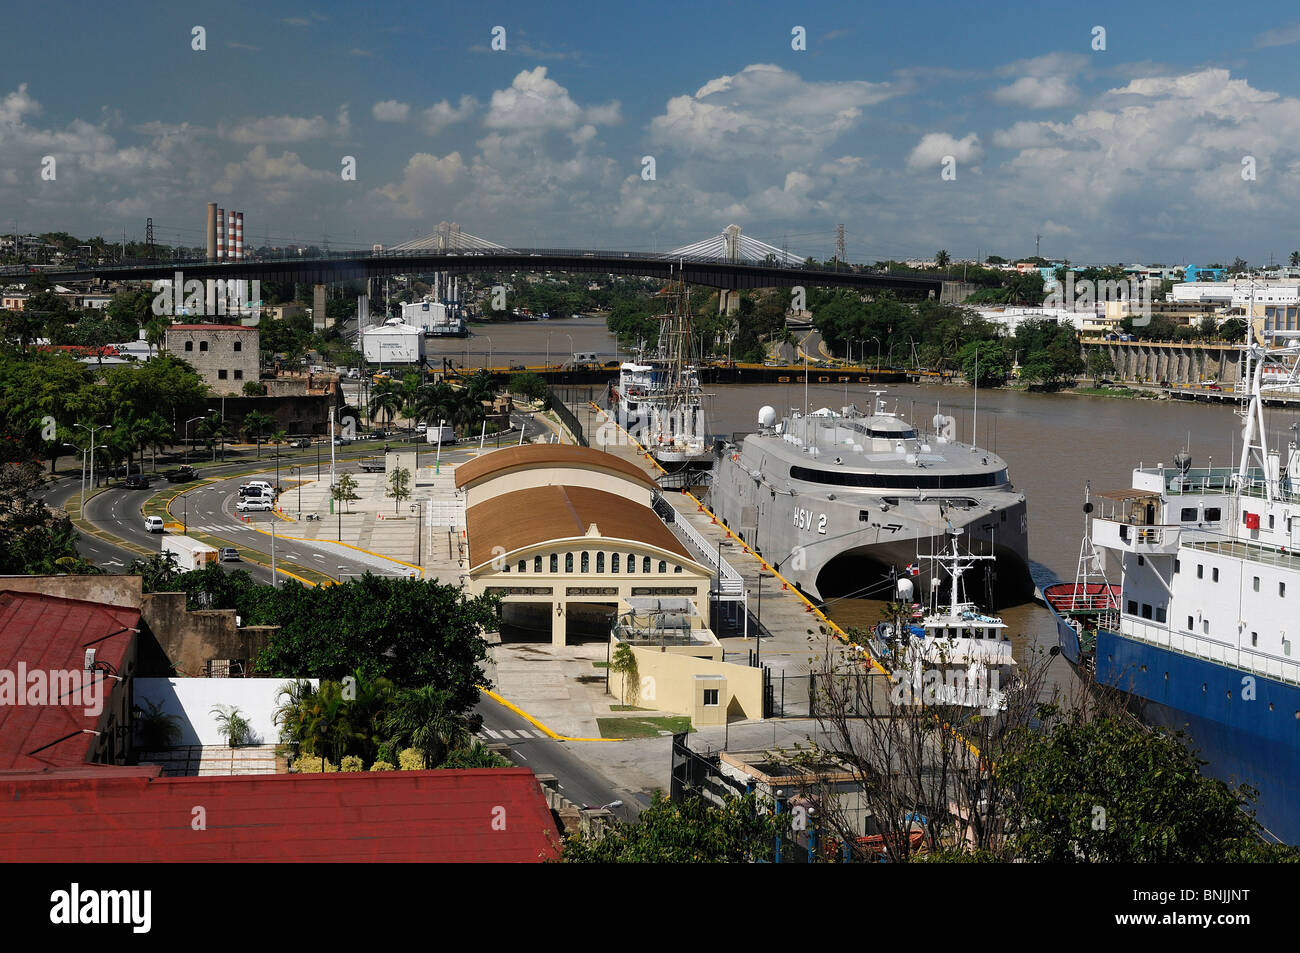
[439,317,1286,684]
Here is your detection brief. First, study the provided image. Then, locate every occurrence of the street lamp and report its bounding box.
[75,423,110,496]
[184,416,203,466]
[546,331,552,372]
[869,336,881,371]
[291,466,301,518]
[483,334,493,370]
[411,501,423,568]
[565,333,575,366]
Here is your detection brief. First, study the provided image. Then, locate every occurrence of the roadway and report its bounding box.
[62,411,548,581]
[472,697,643,820]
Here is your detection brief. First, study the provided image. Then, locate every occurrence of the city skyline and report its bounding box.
[5,1,1300,264]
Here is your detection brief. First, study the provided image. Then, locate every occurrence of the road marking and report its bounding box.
[513,749,527,760]
[484,728,501,739]
[500,729,518,739]
[313,554,325,559]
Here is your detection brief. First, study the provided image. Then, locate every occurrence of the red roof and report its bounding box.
[0,592,138,770]
[0,767,560,862]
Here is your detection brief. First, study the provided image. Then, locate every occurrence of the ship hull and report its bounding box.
[1096,629,1300,845]
[710,449,1031,606]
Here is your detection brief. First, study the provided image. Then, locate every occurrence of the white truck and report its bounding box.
[162,535,219,571]
[425,424,456,445]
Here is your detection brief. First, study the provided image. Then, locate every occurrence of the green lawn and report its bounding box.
[597,716,692,739]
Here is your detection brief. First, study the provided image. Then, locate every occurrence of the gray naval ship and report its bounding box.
[709,396,1032,607]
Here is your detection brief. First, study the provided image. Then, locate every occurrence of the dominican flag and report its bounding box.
[904,563,920,576]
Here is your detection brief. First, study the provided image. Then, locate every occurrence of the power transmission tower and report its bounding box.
[145,218,154,260]
[836,224,845,269]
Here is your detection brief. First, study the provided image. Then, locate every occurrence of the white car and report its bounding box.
[143,516,165,533]
[236,498,273,512]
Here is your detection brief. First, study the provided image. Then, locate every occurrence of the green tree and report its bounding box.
[561,791,794,863]
[958,340,1010,387]
[387,466,411,514]
[610,642,640,705]
[1217,317,1248,342]
[510,371,549,403]
[242,410,274,459]
[369,379,403,427]
[934,249,950,269]
[1291,251,1300,268]
[332,473,360,513]
[1086,347,1116,383]
[996,714,1296,862]
[381,685,472,768]
[129,550,182,592]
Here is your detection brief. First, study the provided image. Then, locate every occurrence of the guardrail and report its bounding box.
[665,500,745,597]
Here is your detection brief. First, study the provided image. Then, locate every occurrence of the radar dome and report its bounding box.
[758,406,778,427]
[896,577,915,602]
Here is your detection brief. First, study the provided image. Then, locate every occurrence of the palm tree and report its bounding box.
[197,412,229,462]
[137,412,172,472]
[242,410,273,459]
[381,685,471,769]
[369,379,403,428]
[935,249,951,269]
[143,315,169,357]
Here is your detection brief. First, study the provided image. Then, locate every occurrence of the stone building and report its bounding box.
[165,323,259,395]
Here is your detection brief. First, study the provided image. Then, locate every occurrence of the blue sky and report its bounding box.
[6,0,1300,264]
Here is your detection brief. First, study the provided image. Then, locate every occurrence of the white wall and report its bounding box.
[135,677,318,746]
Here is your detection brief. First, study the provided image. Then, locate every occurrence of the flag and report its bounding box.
[904,563,919,576]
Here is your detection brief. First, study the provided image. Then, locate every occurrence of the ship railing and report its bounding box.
[1116,615,1300,687]
[1185,538,1300,571]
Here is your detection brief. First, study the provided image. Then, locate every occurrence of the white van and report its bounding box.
[143,516,164,533]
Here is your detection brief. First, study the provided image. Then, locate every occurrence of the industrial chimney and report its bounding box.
[235,211,244,261]
[206,203,217,261]
[216,208,226,260]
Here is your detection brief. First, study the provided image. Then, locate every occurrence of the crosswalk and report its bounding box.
[476,727,548,741]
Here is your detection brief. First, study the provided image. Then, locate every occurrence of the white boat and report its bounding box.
[874,530,1016,712]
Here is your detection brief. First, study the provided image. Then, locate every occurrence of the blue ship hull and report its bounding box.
[1095,629,1300,845]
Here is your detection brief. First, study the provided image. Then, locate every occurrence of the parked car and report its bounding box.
[165,466,196,483]
[124,474,151,489]
[112,463,142,477]
[333,436,353,446]
[239,481,274,497]
[219,547,241,562]
[291,438,312,449]
[1206,383,1223,391]
[143,516,165,533]
[1097,378,1114,387]
[236,498,273,512]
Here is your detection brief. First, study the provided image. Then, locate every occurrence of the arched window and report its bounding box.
[658,560,666,573]
[597,552,605,573]
[550,553,558,573]
[565,552,573,573]
[642,556,651,574]
[674,565,682,574]
[581,552,590,573]
[611,553,620,574]
[534,555,542,573]
[628,552,636,573]
[517,559,526,573]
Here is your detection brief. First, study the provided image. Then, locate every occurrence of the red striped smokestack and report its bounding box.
[226,214,235,263]
[216,208,225,259]
[235,211,244,261]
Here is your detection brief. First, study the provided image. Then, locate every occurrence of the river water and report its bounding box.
[447,318,1274,683]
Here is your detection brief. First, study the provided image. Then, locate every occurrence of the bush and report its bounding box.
[398,748,426,771]
[242,380,268,396]
[340,755,365,772]
[369,760,395,772]
[295,754,338,773]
